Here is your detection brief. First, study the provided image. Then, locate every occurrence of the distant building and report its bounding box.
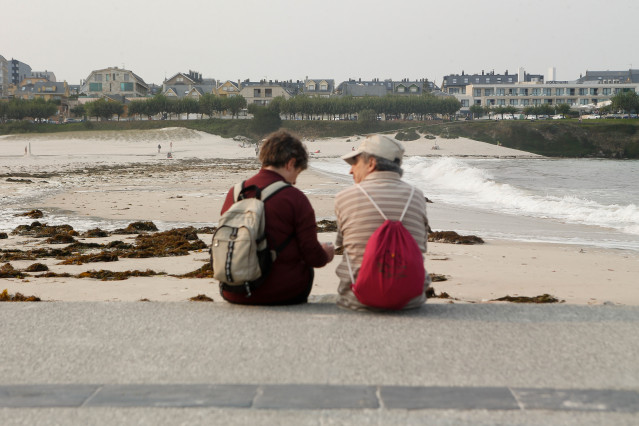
[238,79,299,106]
[0,55,8,98]
[80,66,149,98]
[162,70,216,99]
[303,78,335,97]
[442,68,639,112]
[10,59,32,86]
[576,69,639,84]
[215,80,240,98]
[336,78,434,97]
[30,70,56,82]
[441,68,544,95]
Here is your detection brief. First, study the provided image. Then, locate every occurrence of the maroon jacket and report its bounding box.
[219,169,329,304]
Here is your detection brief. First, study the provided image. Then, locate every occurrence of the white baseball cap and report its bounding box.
[341,134,405,165]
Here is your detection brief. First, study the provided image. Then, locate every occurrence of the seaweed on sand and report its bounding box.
[0,289,41,302]
[174,262,213,279]
[113,221,159,234]
[491,294,564,304]
[15,209,43,218]
[425,287,453,299]
[77,269,164,281]
[189,294,214,302]
[24,263,49,272]
[317,220,337,233]
[428,231,484,245]
[59,252,119,265]
[11,222,78,238]
[82,228,110,238]
[121,228,207,258]
[0,263,27,279]
[46,234,77,244]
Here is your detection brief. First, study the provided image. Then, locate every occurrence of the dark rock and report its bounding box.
[0,233,7,239]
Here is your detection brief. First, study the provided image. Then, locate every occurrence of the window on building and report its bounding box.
[579,88,587,95]
[510,99,518,106]
[177,77,183,82]
[397,86,405,93]
[120,82,133,91]
[265,88,272,97]
[474,89,482,97]
[254,88,261,97]
[533,99,541,105]
[308,83,315,91]
[603,88,611,95]
[320,83,328,91]
[497,88,505,96]
[532,88,540,95]
[106,74,110,81]
[508,78,513,82]
[124,74,129,81]
[410,85,418,93]
[89,83,102,91]
[484,88,493,96]
[590,88,598,95]
[555,88,564,96]
[452,79,457,84]
[461,99,469,107]
[580,99,589,105]
[95,74,102,82]
[497,99,505,106]
[486,78,490,83]
[475,78,480,83]
[520,88,528,95]
[464,78,468,83]
[522,99,530,106]
[543,88,552,96]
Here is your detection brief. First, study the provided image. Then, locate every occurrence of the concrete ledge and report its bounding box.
[1,384,637,412]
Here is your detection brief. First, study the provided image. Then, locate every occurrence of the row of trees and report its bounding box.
[73,94,249,121]
[0,98,60,122]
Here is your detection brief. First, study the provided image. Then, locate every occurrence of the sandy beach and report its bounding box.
[1,128,637,305]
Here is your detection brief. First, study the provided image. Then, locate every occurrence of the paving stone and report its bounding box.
[86,384,257,408]
[254,384,379,410]
[512,388,639,413]
[0,384,98,408]
[380,386,519,410]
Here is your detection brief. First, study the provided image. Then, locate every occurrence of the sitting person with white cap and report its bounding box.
[334,134,431,311]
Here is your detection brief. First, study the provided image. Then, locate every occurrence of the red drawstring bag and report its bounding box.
[346,185,425,310]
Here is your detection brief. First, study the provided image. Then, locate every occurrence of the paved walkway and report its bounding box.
[1,302,638,425]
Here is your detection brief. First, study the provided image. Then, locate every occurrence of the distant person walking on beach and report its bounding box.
[334,134,430,311]
[218,130,334,305]
[157,144,161,153]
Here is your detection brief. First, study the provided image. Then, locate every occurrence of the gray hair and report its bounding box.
[360,152,404,177]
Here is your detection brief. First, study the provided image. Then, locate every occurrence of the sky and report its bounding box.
[2,0,639,87]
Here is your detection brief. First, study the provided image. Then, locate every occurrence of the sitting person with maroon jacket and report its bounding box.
[219,130,334,305]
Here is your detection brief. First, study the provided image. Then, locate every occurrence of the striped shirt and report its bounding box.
[334,171,430,310]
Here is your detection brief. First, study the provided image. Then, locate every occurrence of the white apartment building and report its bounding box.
[456,81,639,110]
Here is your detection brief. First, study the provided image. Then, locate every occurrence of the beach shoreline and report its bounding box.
[1,129,637,305]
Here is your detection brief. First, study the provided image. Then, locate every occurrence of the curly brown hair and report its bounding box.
[259,130,308,170]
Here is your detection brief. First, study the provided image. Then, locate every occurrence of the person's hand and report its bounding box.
[321,242,335,262]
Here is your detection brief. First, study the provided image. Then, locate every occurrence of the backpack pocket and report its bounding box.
[212,225,261,285]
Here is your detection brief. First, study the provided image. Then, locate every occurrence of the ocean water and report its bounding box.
[311,157,639,251]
